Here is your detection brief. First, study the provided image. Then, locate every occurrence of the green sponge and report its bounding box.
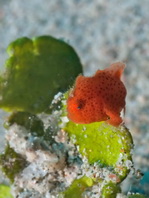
[64,121,133,180]
[0,184,13,198]
[0,36,83,113]
[62,176,93,198]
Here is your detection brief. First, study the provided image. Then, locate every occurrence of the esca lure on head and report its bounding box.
[67,62,127,126]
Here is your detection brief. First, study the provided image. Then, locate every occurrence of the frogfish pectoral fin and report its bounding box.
[105,109,123,126]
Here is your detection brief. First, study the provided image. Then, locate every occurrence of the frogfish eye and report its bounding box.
[76,99,85,110]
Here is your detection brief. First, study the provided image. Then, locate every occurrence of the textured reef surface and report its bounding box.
[0,36,146,198]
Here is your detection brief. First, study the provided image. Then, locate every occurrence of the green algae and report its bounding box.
[0,144,27,182]
[0,36,83,113]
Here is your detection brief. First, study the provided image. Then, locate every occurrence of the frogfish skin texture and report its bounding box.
[67,62,127,126]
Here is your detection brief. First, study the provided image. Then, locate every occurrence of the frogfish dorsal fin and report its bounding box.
[106,62,125,78]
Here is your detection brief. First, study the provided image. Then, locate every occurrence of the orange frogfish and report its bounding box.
[67,62,127,126]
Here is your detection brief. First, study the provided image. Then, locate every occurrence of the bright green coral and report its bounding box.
[0,36,82,113]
